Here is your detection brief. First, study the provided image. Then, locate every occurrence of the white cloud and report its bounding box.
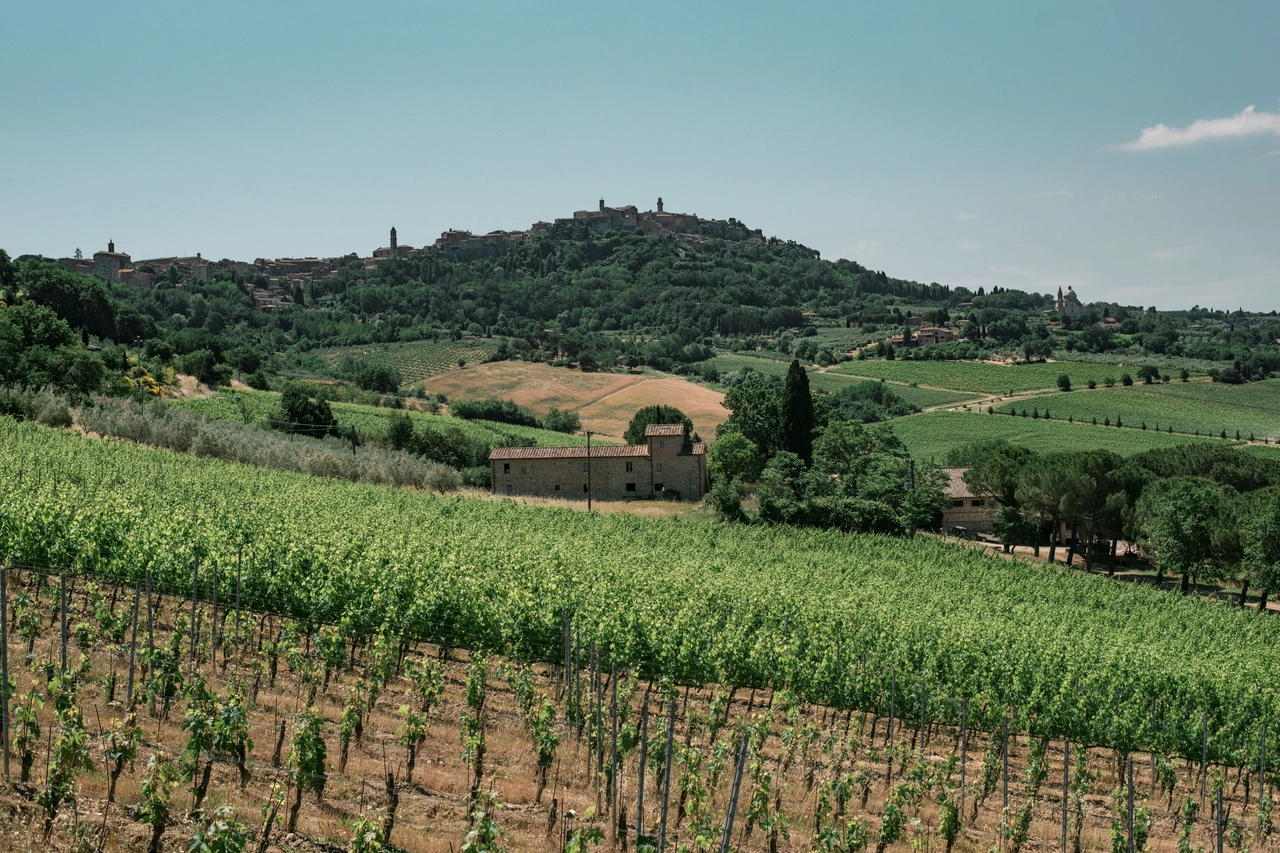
[953,212,979,221]
[954,240,983,251]
[1149,246,1200,261]
[1114,105,1280,150]
[1035,189,1070,197]
[848,239,881,255]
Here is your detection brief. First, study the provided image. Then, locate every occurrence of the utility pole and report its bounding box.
[585,430,594,511]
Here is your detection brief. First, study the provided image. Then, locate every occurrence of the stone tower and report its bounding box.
[657,197,664,213]
[108,240,115,253]
[390,226,397,255]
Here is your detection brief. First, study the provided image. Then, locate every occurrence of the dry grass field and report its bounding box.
[421,362,729,441]
[0,569,1265,853]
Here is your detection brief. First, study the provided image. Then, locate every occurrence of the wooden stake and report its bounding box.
[718,730,749,853]
[1062,739,1069,853]
[1,566,8,780]
[189,558,199,669]
[126,583,139,708]
[658,695,675,853]
[60,572,68,672]
[636,698,649,840]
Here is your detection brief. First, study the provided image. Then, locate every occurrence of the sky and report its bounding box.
[2,1,1278,311]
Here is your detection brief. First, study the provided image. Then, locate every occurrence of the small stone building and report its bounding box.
[489,424,708,502]
[941,467,997,535]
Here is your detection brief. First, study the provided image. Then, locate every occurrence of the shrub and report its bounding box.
[34,395,72,428]
[543,407,581,434]
[1057,374,1072,392]
[451,398,538,428]
[1121,373,1133,386]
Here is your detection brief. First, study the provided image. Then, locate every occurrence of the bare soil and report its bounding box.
[419,363,728,441]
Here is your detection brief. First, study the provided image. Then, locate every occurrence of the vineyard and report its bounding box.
[889,410,1222,462]
[310,341,502,387]
[831,361,1189,396]
[2,565,1272,853]
[709,355,973,409]
[4,421,1280,764]
[170,388,606,447]
[993,381,1280,444]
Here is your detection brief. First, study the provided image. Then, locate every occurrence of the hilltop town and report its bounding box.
[56,198,764,311]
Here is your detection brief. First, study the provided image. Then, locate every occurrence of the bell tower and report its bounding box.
[390,226,397,255]
[657,197,664,213]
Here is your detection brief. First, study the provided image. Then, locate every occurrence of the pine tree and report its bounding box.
[781,359,815,464]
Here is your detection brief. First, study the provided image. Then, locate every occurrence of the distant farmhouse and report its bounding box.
[489,424,708,502]
[940,467,997,535]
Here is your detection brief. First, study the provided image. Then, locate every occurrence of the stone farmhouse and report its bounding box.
[940,467,997,535]
[489,424,708,502]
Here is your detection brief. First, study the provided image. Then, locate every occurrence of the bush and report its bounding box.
[179,349,219,384]
[543,407,581,433]
[34,395,72,428]
[451,398,538,428]
[1121,373,1134,386]
[271,382,339,438]
[246,369,272,391]
[355,364,402,393]
[708,476,747,522]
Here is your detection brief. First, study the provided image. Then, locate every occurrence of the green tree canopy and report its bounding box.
[623,404,693,446]
[781,359,815,463]
[706,432,762,484]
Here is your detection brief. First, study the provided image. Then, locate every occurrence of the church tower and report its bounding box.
[390,226,397,256]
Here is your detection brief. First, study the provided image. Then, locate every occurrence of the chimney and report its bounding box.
[599,198,605,212]
[657,197,664,213]
[108,240,114,253]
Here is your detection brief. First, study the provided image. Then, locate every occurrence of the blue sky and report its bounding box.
[3,1,1278,310]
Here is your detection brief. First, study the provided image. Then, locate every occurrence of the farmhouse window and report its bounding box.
[656,463,663,473]
[505,485,512,494]
[971,500,985,507]
[555,484,560,491]
[503,463,510,474]
[952,499,964,507]
[654,483,664,492]
[658,440,665,448]
[625,461,633,472]
[521,466,531,475]
[626,483,636,492]
[583,484,588,492]
[583,463,589,472]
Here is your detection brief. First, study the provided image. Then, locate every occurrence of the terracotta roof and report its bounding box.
[489,445,650,461]
[688,442,707,455]
[645,424,686,437]
[941,467,977,499]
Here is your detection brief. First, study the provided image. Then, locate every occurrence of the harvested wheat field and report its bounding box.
[420,362,728,441]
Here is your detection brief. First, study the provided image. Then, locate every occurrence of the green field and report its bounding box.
[994,379,1280,443]
[890,410,1222,461]
[4,418,1280,761]
[712,353,974,409]
[832,359,1183,395]
[311,339,501,386]
[171,387,607,446]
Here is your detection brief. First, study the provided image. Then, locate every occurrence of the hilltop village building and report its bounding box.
[434,198,763,262]
[67,199,758,311]
[489,424,708,502]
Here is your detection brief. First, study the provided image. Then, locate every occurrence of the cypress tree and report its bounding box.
[781,359,815,464]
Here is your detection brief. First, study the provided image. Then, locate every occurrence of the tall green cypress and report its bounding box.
[781,359,815,464]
